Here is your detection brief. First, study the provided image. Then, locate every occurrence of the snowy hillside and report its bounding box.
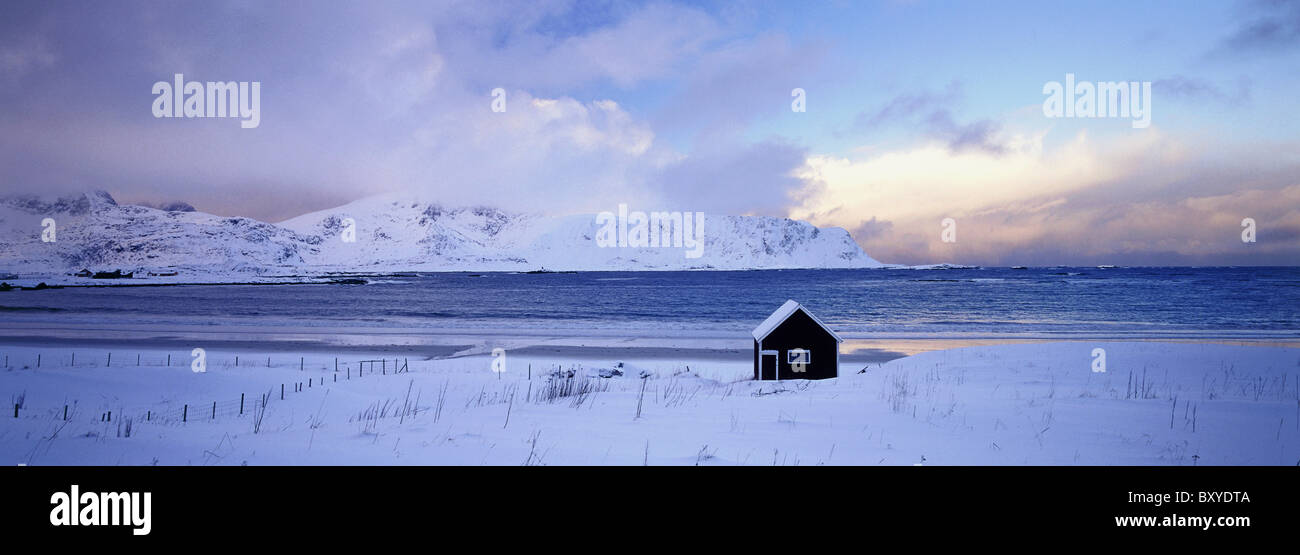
[0,191,321,279]
[0,191,881,279]
[281,194,882,271]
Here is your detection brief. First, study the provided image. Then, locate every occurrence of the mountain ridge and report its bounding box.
[0,191,882,279]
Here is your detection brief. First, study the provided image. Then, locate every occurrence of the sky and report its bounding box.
[1,0,1297,265]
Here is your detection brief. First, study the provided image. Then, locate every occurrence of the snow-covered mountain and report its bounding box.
[280,195,881,271]
[0,191,321,279]
[0,191,881,280]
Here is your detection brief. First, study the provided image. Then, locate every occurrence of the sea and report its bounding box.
[1,267,1297,342]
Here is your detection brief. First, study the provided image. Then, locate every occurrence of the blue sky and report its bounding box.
[1,0,1297,265]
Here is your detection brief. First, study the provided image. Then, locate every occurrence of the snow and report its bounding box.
[0,191,881,284]
[0,191,320,282]
[2,341,1295,465]
[280,193,883,272]
[751,299,843,342]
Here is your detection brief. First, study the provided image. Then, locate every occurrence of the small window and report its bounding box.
[787,349,810,366]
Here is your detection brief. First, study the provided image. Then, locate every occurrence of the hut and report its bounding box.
[751,300,842,380]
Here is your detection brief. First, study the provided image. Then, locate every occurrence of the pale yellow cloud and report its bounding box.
[791,128,1298,265]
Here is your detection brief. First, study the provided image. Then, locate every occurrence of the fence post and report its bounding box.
[37,354,40,367]
[147,410,151,421]
[182,405,187,422]
[137,353,141,366]
[107,410,111,422]
[240,393,245,415]
[300,357,304,371]
[71,353,75,366]
[267,356,270,368]
[167,354,171,366]
[281,384,284,400]
[12,404,17,418]
[107,353,111,366]
[212,401,216,420]
[63,405,67,421]
[335,357,338,372]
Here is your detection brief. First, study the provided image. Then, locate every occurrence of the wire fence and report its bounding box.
[7,355,412,427]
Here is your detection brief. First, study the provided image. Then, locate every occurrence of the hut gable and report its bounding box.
[752,300,842,381]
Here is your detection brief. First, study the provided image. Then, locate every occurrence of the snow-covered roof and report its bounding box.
[751,299,843,343]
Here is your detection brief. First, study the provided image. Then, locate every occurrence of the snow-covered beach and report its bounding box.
[3,338,1296,466]
[2,265,1297,466]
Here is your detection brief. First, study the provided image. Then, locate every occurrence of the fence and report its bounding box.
[8,355,412,426]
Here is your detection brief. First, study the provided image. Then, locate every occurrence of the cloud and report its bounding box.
[793,128,1300,265]
[854,82,962,129]
[850,216,894,240]
[1154,75,1251,105]
[1208,0,1300,57]
[0,16,57,81]
[0,1,821,222]
[1,0,1294,268]
[655,139,812,216]
[392,90,669,213]
[440,1,725,92]
[655,31,827,138]
[852,82,1009,155]
[924,111,1006,155]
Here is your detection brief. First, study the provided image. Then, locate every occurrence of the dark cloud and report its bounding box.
[852,83,1007,155]
[1208,0,1300,57]
[1154,75,1252,105]
[850,217,893,241]
[853,82,961,129]
[924,111,1006,155]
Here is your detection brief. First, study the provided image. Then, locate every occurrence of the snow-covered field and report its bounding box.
[2,341,1296,465]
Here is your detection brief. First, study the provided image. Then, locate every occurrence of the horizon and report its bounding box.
[1,0,1298,266]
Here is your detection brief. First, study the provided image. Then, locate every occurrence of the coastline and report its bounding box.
[0,321,1296,362]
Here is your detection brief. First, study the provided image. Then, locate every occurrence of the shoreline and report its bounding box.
[0,326,1295,362]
